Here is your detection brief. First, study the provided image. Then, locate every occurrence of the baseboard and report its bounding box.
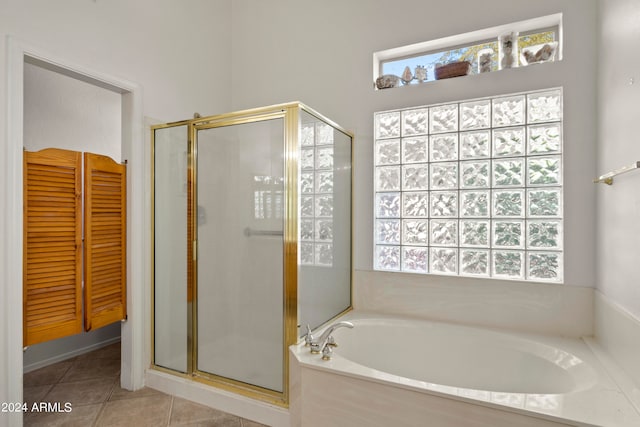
[23,336,121,373]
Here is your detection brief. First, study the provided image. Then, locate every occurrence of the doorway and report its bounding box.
[4,38,145,414]
[22,58,123,365]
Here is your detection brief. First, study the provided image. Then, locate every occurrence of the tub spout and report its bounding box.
[310,321,354,356]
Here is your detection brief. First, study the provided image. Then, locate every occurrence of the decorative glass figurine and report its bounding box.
[478,48,493,73]
[499,32,518,70]
[401,66,413,85]
[414,65,427,83]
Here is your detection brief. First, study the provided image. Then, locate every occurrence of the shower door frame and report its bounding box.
[150,118,192,377]
[151,103,308,406]
[190,105,298,406]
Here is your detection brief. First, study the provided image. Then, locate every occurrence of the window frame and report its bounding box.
[373,14,562,87]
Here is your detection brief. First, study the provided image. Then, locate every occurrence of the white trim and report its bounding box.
[145,369,290,427]
[4,35,26,427]
[4,37,146,416]
[120,89,146,392]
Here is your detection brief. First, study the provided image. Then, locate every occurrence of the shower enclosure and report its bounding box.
[152,103,352,405]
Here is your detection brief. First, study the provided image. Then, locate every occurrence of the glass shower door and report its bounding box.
[153,124,189,373]
[195,118,285,393]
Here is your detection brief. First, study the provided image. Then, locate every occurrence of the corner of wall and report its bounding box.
[594,291,640,388]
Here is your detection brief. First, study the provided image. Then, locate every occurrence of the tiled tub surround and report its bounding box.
[290,312,640,427]
[354,269,594,337]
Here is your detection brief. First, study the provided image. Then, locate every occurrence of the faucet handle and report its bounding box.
[321,343,333,360]
[304,324,314,347]
[325,335,337,347]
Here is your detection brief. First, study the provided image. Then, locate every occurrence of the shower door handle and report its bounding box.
[243,227,283,237]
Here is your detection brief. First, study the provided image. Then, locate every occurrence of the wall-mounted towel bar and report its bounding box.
[243,227,283,237]
[593,161,640,185]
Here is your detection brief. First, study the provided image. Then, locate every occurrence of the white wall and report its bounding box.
[594,0,640,388]
[23,61,122,159]
[1,0,232,121]
[230,0,598,332]
[1,0,232,421]
[596,0,640,321]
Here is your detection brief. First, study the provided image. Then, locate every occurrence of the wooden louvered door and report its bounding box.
[24,149,126,343]
[84,152,127,331]
[23,148,83,346]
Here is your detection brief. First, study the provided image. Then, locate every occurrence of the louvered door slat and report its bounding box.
[84,152,126,331]
[23,148,83,346]
[27,264,76,275]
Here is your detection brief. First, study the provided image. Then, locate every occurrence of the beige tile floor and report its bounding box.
[23,342,269,427]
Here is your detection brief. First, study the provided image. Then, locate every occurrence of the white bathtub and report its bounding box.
[290,312,640,427]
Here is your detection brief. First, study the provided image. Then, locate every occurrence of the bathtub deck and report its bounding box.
[290,312,640,427]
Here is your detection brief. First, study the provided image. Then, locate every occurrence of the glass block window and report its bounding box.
[373,88,563,282]
[300,121,335,267]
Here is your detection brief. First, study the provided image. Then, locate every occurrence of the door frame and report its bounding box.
[4,36,146,408]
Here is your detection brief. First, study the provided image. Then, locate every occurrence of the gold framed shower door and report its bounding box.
[151,102,353,407]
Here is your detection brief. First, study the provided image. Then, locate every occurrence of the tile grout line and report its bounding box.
[56,356,77,384]
[91,401,107,427]
[91,367,121,426]
[93,374,116,427]
[106,375,119,401]
[32,381,55,424]
[166,396,175,427]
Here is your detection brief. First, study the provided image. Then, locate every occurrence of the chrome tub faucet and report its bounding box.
[305,321,354,360]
